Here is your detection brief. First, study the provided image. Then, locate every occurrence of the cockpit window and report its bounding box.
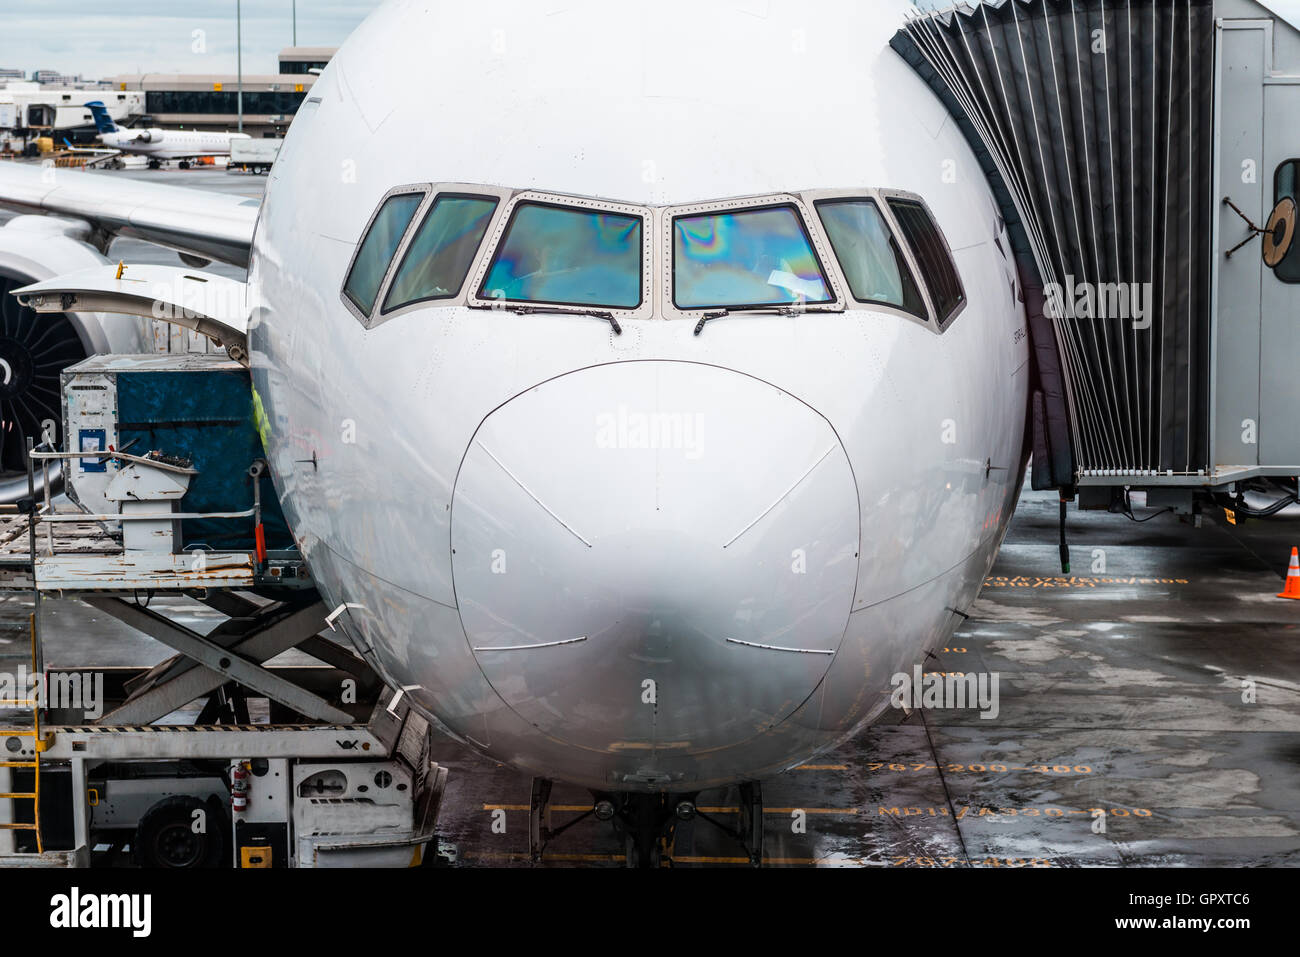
[816,198,925,318]
[672,204,832,310]
[480,202,643,309]
[887,198,965,322]
[383,194,498,312]
[343,191,422,314]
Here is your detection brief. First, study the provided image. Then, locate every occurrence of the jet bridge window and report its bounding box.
[1274,160,1299,284]
[343,191,423,315]
[480,202,643,309]
[672,204,832,310]
[816,198,925,318]
[886,198,965,323]
[383,194,498,312]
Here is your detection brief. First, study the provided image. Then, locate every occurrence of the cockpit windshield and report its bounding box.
[815,198,925,317]
[480,202,643,309]
[672,204,833,310]
[343,191,422,314]
[383,194,498,312]
[345,184,960,331]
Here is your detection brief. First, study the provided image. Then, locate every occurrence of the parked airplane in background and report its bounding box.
[3,0,1031,865]
[86,101,249,168]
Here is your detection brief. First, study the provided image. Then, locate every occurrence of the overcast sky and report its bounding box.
[3,0,1298,78]
[0,1,386,78]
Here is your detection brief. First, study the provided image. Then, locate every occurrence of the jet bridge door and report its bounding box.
[1260,80,1300,466]
[1214,18,1300,472]
[1215,22,1265,470]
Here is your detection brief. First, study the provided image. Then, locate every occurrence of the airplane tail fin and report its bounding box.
[85,101,118,134]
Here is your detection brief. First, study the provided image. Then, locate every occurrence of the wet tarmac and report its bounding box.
[0,423,1295,870]
[429,485,1300,867]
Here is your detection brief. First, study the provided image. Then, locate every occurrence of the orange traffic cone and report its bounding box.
[1280,548,1300,600]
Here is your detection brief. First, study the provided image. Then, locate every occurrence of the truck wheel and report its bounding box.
[134,796,226,868]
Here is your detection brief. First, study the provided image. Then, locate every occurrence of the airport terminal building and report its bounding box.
[107,48,335,137]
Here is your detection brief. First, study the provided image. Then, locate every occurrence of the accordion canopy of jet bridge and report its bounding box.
[893,0,1300,490]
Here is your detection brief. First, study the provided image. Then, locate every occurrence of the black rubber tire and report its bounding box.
[133,795,227,868]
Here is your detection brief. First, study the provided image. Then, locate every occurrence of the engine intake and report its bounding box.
[0,215,150,502]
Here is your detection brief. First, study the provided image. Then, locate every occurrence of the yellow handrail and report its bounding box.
[30,612,41,852]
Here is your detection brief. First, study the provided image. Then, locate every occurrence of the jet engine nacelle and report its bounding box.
[0,214,150,502]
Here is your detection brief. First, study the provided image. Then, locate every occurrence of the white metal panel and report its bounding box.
[62,368,118,523]
[1259,83,1300,465]
[14,264,248,359]
[34,551,256,590]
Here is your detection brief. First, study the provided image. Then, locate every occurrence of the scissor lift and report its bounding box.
[0,357,448,868]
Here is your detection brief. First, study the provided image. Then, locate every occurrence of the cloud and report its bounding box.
[2,0,386,78]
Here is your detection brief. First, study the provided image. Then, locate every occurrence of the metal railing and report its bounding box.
[23,444,260,557]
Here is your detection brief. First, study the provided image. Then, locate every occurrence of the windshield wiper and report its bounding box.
[693,305,806,336]
[469,302,622,335]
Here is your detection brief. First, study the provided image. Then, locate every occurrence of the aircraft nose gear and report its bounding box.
[693,781,765,867]
[527,777,765,868]
[528,778,614,864]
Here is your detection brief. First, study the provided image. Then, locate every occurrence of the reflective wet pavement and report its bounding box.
[2,459,1296,864]
[429,484,1300,867]
[3,465,1296,866]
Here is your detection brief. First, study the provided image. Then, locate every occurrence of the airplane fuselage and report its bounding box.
[99,128,249,160]
[247,0,1031,792]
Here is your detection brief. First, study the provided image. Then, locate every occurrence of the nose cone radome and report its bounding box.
[450,361,859,782]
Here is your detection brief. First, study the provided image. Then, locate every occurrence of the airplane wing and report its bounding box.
[0,160,258,268]
[60,138,119,156]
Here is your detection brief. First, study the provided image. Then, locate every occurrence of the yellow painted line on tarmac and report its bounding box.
[463,850,625,863]
[482,803,858,815]
[672,855,854,865]
[460,850,851,865]
[983,575,1190,588]
[699,806,858,815]
[796,764,848,770]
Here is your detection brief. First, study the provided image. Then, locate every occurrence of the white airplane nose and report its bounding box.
[450,361,859,779]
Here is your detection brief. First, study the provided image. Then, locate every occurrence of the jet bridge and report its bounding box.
[894,0,1300,510]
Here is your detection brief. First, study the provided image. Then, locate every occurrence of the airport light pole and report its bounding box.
[293,1,298,45]
[237,0,244,134]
